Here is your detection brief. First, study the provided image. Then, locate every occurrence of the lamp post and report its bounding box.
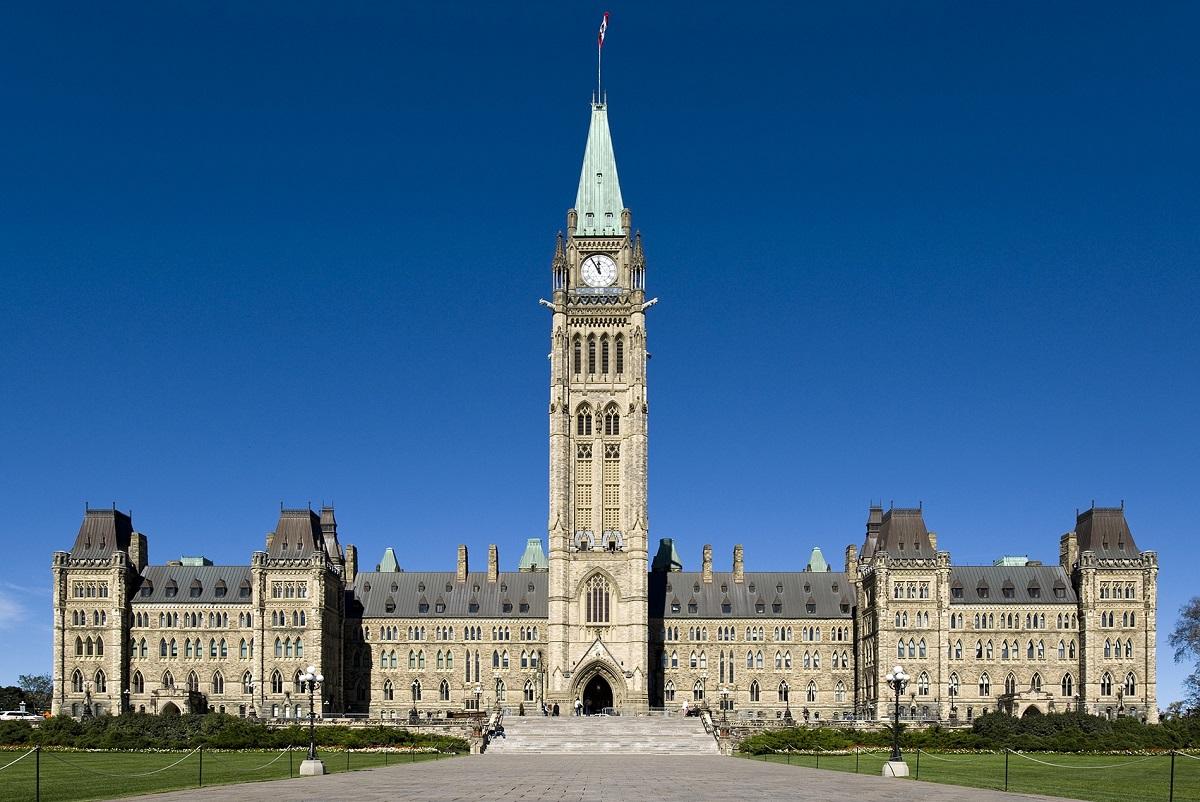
[297,665,325,776]
[883,665,910,777]
[474,683,482,713]
[719,687,730,723]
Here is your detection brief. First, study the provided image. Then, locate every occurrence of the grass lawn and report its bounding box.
[744,750,1200,802]
[0,748,455,802]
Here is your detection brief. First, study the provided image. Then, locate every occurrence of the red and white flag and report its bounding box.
[598,12,610,48]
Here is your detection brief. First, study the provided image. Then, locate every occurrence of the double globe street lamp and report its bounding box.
[883,665,911,777]
[297,665,325,776]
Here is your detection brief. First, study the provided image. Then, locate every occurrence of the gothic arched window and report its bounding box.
[601,335,610,374]
[979,673,990,696]
[1061,673,1073,697]
[587,335,597,374]
[573,337,582,375]
[133,671,145,694]
[615,335,624,374]
[604,408,620,436]
[750,680,760,702]
[1101,672,1113,696]
[585,575,611,623]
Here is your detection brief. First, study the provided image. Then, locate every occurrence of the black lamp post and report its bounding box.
[884,665,910,763]
[298,665,325,775]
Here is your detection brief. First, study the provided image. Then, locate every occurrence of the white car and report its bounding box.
[0,710,42,722]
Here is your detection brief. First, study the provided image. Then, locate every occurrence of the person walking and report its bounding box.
[574,697,583,716]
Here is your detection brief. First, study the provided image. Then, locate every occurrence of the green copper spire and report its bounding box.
[518,538,548,572]
[575,102,625,237]
[377,547,401,573]
[805,547,830,573]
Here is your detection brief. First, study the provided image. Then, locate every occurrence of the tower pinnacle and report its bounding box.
[574,102,624,237]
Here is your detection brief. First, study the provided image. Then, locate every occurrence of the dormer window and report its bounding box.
[1028,586,1041,599]
[772,602,783,613]
[748,583,756,593]
[140,582,153,598]
[1054,587,1066,599]
[721,600,732,614]
[805,602,816,614]
[1002,587,1015,599]
[755,601,765,614]
[951,586,964,599]
[687,601,698,614]
[776,583,784,594]
[214,580,227,598]
[384,596,396,614]
[238,580,251,598]
[720,583,728,593]
[468,600,479,614]
[164,580,178,598]
[977,585,990,599]
[435,600,446,613]
[189,580,203,598]
[671,600,681,613]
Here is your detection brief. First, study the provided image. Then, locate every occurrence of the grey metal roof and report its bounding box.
[650,572,853,619]
[70,509,133,560]
[267,509,327,559]
[132,565,253,605]
[949,565,1076,605]
[1075,507,1140,559]
[871,507,936,559]
[347,571,547,619]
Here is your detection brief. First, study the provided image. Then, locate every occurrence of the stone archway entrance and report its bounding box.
[583,674,613,714]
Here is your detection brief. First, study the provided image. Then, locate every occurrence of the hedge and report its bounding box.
[0,713,469,753]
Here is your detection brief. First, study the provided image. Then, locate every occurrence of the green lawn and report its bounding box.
[0,748,454,802]
[744,750,1200,802]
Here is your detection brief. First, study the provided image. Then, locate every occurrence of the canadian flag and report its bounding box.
[598,12,610,48]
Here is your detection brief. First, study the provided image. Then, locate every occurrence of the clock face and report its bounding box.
[581,253,618,288]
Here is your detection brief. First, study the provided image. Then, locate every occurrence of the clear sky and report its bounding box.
[1,3,1197,704]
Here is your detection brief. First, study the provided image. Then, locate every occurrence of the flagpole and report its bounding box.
[597,39,601,104]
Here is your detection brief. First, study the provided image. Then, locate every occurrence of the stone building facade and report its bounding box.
[50,97,1158,724]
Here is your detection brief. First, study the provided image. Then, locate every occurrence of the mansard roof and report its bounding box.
[132,565,252,605]
[948,565,1076,605]
[1075,506,1139,559]
[870,507,936,559]
[70,508,133,559]
[267,508,326,559]
[650,571,853,619]
[346,571,548,619]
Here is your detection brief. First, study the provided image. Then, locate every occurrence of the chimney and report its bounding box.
[128,532,149,574]
[845,543,858,575]
[344,544,358,584]
[457,545,469,582]
[488,544,499,583]
[702,545,713,584]
[928,530,938,551]
[1060,531,1078,571]
[732,545,744,583]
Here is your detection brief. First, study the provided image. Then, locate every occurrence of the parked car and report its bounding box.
[0,710,43,722]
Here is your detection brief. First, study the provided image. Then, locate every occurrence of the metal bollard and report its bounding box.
[1170,750,1176,802]
[1004,748,1009,792]
[199,745,203,788]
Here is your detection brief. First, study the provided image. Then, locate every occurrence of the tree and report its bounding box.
[0,686,23,711]
[1170,598,1200,711]
[18,674,52,714]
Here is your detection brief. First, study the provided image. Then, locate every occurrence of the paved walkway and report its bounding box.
[120,754,1079,802]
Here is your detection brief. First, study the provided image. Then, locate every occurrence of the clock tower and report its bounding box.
[545,98,651,713]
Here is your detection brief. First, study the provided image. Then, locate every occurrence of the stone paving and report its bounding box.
[119,754,1081,802]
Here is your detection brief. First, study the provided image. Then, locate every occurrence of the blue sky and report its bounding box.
[1,3,1197,704]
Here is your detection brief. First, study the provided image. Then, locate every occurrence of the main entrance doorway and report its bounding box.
[583,675,613,714]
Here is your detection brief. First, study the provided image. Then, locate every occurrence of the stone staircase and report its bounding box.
[483,714,721,755]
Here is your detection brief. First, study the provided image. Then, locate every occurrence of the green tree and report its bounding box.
[0,686,23,710]
[1170,597,1200,711]
[18,674,52,713]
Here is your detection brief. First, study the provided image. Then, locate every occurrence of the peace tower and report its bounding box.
[544,97,651,712]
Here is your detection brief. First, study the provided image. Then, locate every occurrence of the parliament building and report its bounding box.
[51,96,1159,725]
